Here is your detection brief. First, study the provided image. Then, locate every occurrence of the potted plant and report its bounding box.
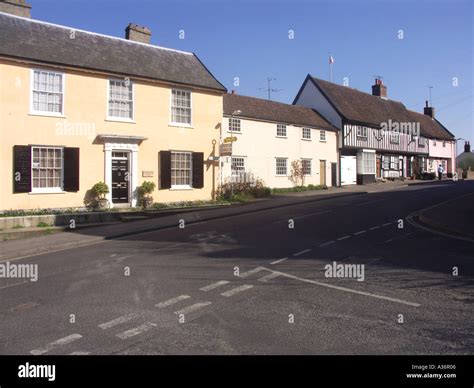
[91,182,110,210]
[139,181,156,209]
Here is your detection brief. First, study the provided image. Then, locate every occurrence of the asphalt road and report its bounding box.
[0,181,473,355]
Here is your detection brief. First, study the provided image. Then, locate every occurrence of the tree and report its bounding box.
[290,160,306,187]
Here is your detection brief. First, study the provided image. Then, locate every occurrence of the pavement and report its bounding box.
[0,179,472,355]
[415,191,474,240]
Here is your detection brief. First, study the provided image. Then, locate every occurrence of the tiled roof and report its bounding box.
[0,12,226,91]
[307,76,455,140]
[224,93,336,130]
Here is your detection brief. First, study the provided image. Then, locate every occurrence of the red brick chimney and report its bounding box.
[125,23,152,44]
[423,100,435,119]
[0,0,31,18]
[231,90,237,95]
[372,78,387,99]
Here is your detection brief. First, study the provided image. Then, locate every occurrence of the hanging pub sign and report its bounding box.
[220,143,232,156]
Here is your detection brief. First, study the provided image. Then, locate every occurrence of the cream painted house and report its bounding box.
[0,7,226,211]
[222,93,338,188]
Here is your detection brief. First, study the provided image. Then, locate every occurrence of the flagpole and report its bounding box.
[329,52,333,82]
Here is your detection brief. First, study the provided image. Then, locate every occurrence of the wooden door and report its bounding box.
[320,160,326,186]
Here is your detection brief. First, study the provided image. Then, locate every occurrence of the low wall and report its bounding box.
[0,212,124,229]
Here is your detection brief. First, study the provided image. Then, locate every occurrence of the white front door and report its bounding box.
[341,156,357,185]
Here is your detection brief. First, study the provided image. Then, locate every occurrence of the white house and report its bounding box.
[222,93,339,188]
[410,102,457,176]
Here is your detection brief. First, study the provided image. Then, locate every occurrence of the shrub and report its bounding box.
[250,179,272,198]
[139,181,156,196]
[217,178,271,201]
[91,182,109,199]
[420,172,436,180]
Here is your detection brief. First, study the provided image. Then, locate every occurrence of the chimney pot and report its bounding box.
[231,90,237,95]
[465,141,471,153]
[0,0,32,18]
[372,80,387,99]
[424,102,435,119]
[125,23,152,44]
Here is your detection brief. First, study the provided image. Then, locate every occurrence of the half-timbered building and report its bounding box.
[293,75,456,185]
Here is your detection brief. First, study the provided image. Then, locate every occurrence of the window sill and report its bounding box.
[105,117,136,124]
[227,131,241,134]
[276,136,288,139]
[319,140,327,142]
[29,112,66,119]
[275,175,288,177]
[29,190,66,195]
[169,123,193,129]
[170,186,194,191]
[301,138,312,141]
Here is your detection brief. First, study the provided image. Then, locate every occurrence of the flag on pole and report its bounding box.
[329,54,335,64]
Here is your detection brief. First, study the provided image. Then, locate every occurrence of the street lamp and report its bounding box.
[230,110,241,197]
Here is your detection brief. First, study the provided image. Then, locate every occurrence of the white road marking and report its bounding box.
[353,230,366,236]
[369,226,381,231]
[319,241,335,247]
[195,234,224,242]
[0,238,106,264]
[356,199,388,207]
[156,295,190,308]
[69,351,91,355]
[199,280,230,292]
[117,322,157,340]
[174,302,212,315]
[293,248,312,256]
[0,281,28,290]
[238,267,265,278]
[337,235,351,241]
[98,313,138,330]
[258,272,282,283]
[30,334,83,355]
[260,268,420,307]
[114,255,133,262]
[274,210,332,224]
[292,210,332,220]
[270,257,288,265]
[382,222,393,227]
[221,284,254,297]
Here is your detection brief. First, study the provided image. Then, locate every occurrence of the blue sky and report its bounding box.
[32,0,473,152]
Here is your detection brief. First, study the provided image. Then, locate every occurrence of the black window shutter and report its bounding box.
[13,145,31,193]
[192,152,204,189]
[159,151,171,189]
[63,147,80,192]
